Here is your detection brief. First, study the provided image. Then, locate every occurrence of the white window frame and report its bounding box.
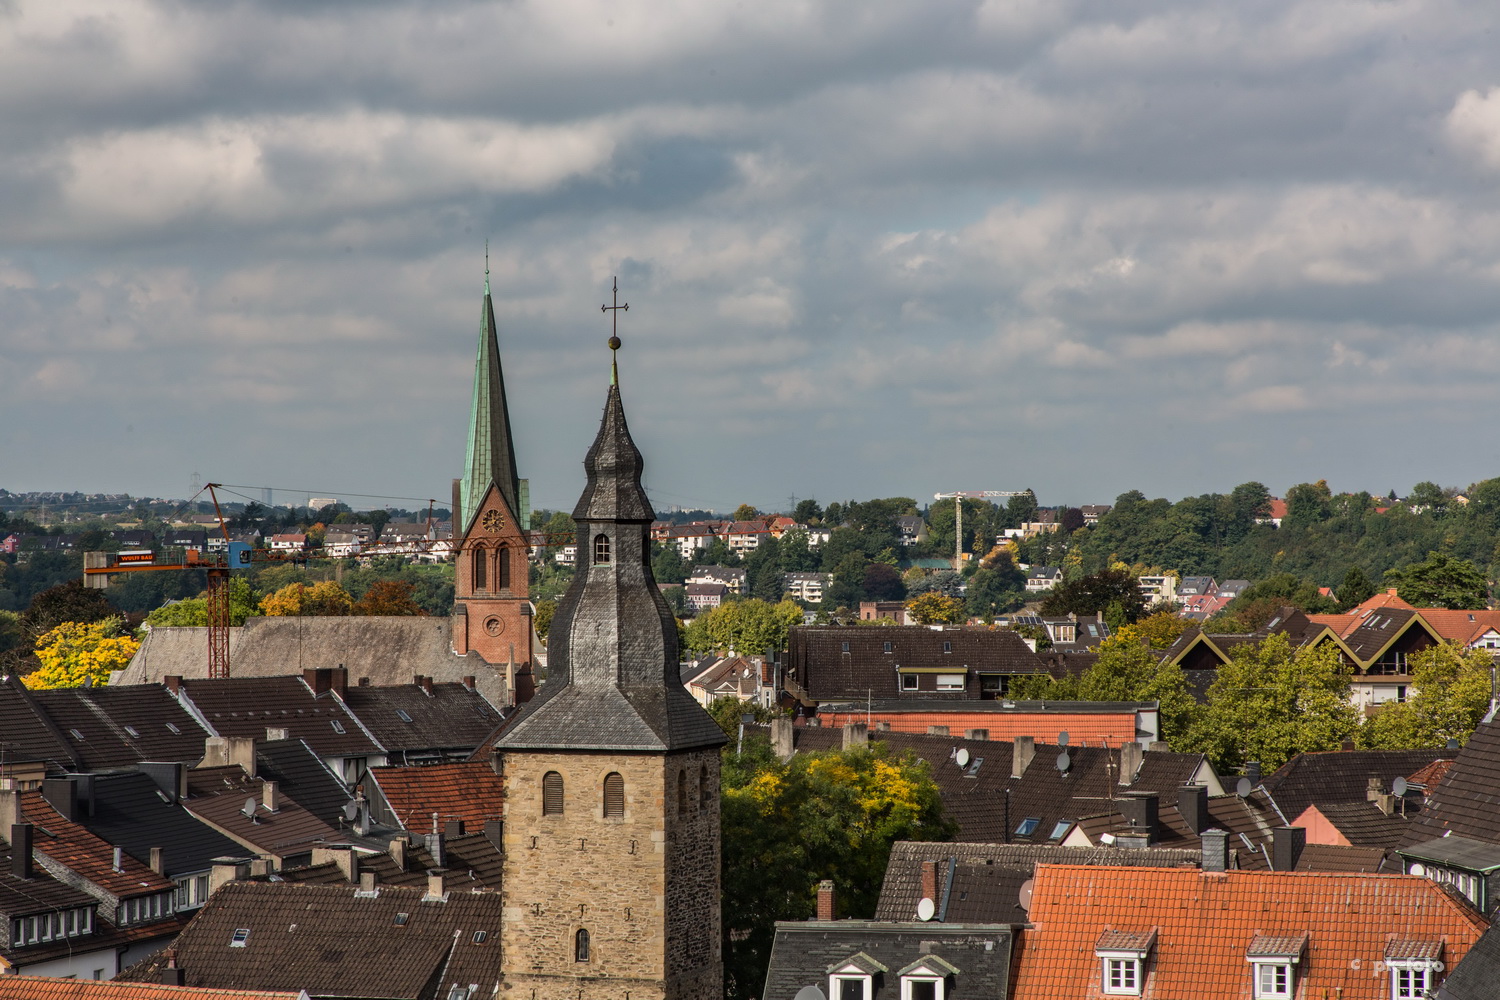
[901,973,945,1000]
[935,674,965,691]
[828,974,872,1000]
[1098,954,1143,996]
[901,673,919,691]
[1388,960,1438,999]
[1253,961,1292,999]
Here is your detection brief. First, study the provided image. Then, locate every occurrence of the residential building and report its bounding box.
[858,601,910,624]
[688,565,747,594]
[783,571,831,604]
[725,520,766,555]
[1079,505,1111,525]
[786,626,1048,703]
[1024,567,1060,593]
[1177,576,1217,597]
[685,582,728,612]
[814,700,1159,748]
[363,761,504,833]
[1137,574,1178,604]
[266,534,306,554]
[894,515,928,547]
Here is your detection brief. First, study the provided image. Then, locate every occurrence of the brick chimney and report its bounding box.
[816,879,835,920]
[425,869,448,902]
[164,675,182,694]
[920,860,938,905]
[150,847,165,875]
[1011,735,1036,778]
[421,676,434,696]
[461,675,476,692]
[11,824,32,880]
[160,949,185,986]
[841,723,868,750]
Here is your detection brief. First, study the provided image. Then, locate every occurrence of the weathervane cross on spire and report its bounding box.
[600,276,628,385]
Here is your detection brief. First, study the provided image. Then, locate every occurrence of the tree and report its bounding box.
[822,555,867,611]
[1059,507,1085,534]
[732,504,762,522]
[143,578,261,628]
[1185,635,1359,773]
[1076,638,1200,745]
[1039,569,1146,623]
[905,592,965,625]
[1337,566,1377,611]
[683,599,804,656]
[861,563,905,602]
[1384,552,1488,609]
[353,580,426,616]
[1108,611,1192,650]
[533,599,557,642]
[24,618,140,689]
[1361,643,1492,749]
[1406,481,1450,518]
[22,581,117,641]
[651,542,688,586]
[720,739,954,1000]
[793,499,822,524]
[965,566,1024,621]
[259,580,354,617]
[1282,480,1332,527]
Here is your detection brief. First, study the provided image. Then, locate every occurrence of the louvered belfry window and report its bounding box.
[472,547,487,591]
[542,771,564,815]
[699,765,711,811]
[603,772,624,818]
[496,545,510,590]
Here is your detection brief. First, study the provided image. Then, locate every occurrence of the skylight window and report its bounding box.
[1015,817,1040,837]
[394,913,409,925]
[123,725,140,738]
[1048,820,1073,841]
[965,757,984,777]
[472,930,488,944]
[229,928,250,947]
[396,709,413,723]
[68,729,85,741]
[330,720,346,734]
[166,723,181,735]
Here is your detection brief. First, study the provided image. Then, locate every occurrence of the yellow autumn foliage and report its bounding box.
[25,618,139,690]
[259,580,353,616]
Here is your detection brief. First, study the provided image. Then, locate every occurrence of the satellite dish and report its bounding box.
[1056,752,1071,773]
[82,676,93,689]
[1392,776,1409,797]
[956,748,971,769]
[794,987,827,1000]
[1057,731,1070,747]
[916,897,936,921]
[241,798,258,819]
[1409,863,1427,877]
[1235,777,1252,797]
[342,800,359,822]
[1018,878,1034,912]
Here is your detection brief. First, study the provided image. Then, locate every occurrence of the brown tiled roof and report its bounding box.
[32,685,209,771]
[117,881,503,999]
[276,830,503,890]
[0,674,81,771]
[339,682,499,755]
[0,979,299,1000]
[1407,757,1453,790]
[1298,801,1411,849]
[21,790,176,899]
[1096,928,1155,952]
[1293,843,1390,873]
[787,626,1047,701]
[182,773,346,861]
[1012,866,1489,999]
[174,677,381,757]
[366,762,504,832]
[1261,748,1452,821]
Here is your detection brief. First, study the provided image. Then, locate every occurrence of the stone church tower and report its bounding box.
[494,351,728,1000]
[451,270,535,701]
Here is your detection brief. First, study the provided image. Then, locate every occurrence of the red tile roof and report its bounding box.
[1409,608,1500,646]
[1012,865,1488,999]
[817,708,1141,745]
[366,761,503,832]
[21,790,175,899]
[0,979,300,1000]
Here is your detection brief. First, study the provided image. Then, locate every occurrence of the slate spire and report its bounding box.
[495,354,725,752]
[459,264,521,533]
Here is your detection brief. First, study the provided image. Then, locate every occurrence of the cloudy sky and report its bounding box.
[5,0,1500,516]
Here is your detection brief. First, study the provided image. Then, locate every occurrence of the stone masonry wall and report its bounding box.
[499,748,723,1000]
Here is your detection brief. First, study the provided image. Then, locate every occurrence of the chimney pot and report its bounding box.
[816,879,835,920]
[461,675,476,691]
[1012,735,1036,778]
[164,675,181,694]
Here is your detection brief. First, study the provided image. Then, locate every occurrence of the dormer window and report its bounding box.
[898,956,959,1000]
[1097,929,1155,996]
[1246,932,1306,1000]
[1386,940,1443,999]
[827,953,887,1000]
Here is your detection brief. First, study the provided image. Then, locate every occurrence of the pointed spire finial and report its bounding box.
[484,241,490,295]
[600,276,628,386]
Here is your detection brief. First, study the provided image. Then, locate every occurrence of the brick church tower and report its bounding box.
[494,343,728,1000]
[451,269,535,701]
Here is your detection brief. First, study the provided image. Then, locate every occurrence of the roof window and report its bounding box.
[1097,929,1155,997]
[330,719,346,734]
[472,930,488,944]
[229,928,250,947]
[396,709,413,723]
[68,729,85,741]
[1015,817,1040,837]
[883,641,893,653]
[394,912,409,925]
[123,725,140,738]
[1048,820,1073,841]
[166,723,181,734]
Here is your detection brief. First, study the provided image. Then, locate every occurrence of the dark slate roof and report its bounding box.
[252,739,356,830]
[1400,835,1500,872]
[1401,715,1500,849]
[117,881,503,999]
[0,674,80,771]
[1436,923,1500,1000]
[495,381,726,754]
[174,677,381,758]
[1262,748,1451,822]
[0,841,96,918]
[32,685,209,771]
[1304,801,1411,849]
[788,626,1048,701]
[181,769,347,860]
[763,920,1016,1000]
[875,841,1202,924]
[1340,607,1426,660]
[339,682,499,754]
[75,771,245,878]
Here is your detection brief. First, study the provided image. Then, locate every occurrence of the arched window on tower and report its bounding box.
[496,544,510,591]
[593,533,611,565]
[575,928,590,962]
[603,772,624,818]
[542,771,564,815]
[699,764,711,812]
[677,769,687,816]
[472,546,487,591]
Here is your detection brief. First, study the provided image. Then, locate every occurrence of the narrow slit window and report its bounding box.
[593,533,611,565]
[472,546,487,590]
[575,928,590,962]
[496,545,510,590]
[699,765,711,811]
[543,771,564,815]
[604,772,625,818]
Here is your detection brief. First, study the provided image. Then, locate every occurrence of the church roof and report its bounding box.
[459,278,521,533]
[497,377,725,753]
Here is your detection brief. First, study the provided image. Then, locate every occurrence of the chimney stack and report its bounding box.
[1178,785,1209,835]
[262,781,280,812]
[927,725,950,736]
[150,847,166,875]
[841,723,868,750]
[816,879,835,920]
[427,831,445,868]
[1201,829,1229,872]
[1273,826,1306,872]
[920,860,938,906]
[444,820,466,838]
[42,777,78,821]
[1120,793,1159,843]
[266,727,289,742]
[1012,736,1036,778]
[0,785,20,833]
[461,675,476,692]
[965,729,989,741]
[359,871,376,893]
[164,675,182,695]
[160,949,185,986]
[112,846,124,873]
[389,836,407,871]
[425,869,447,902]
[10,824,32,880]
[1245,761,1262,786]
[771,717,795,761]
[1366,776,1383,801]
[484,820,503,852]
[421,676,434,696]
[202,736,229,768]
[227,737,257,778]
[1119,742,1143,786]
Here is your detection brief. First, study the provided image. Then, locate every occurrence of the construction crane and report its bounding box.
[933,490,1031,570]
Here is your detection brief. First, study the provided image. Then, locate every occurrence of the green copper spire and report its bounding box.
[460,262,521,533]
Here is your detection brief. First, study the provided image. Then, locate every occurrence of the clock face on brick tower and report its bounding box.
[482,509,505,533]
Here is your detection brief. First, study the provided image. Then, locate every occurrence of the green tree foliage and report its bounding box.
[862,563,905,602]
[143,578,261,628]
[23,580,117,641]
[904,592,966,625]
[745,537,785,602]
[1283,480,1333,528]
[792,499,823,524]
[651,541,688,586]
[1185,635,1360,773]
[732,504,762,522]
[1384,552,1489,609]
[1361,643,1493,750]
[965,566,1025,621]
[683,599,804,655]
[705,695,782,739]
[1337,566,1377,611]
[720,738,955,1000]
[532,599,557,642]
[1205,573,1338,632]
[823,554,867,612]
[1038,569,1146,623]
